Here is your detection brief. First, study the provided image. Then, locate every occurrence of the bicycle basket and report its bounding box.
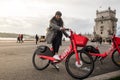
[115,37,120,45]
[73,34,88,47]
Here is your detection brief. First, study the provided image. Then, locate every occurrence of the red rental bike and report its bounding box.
[81,34,120,68]
[32,29,94,79]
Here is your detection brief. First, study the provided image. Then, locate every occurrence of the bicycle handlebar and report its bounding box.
[64,28,70,31]
[62,28,70,38]
[63,31,70,38]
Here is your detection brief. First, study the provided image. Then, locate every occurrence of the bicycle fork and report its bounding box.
[74,46,81,65]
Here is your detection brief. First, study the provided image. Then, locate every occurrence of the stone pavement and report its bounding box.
[85,70,120,80]
[0,41,120,80]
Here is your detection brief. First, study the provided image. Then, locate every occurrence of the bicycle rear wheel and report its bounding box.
[32,50,50,70]
[81,45,100,62]
[80,52,98,63]
[65,50,94,79]
[112,50,120,67]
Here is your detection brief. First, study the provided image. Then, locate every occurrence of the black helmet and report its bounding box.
[55,11,62,16]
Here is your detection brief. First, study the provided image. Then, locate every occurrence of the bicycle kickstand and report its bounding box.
[98,57,104,65]
[51,62,59,71]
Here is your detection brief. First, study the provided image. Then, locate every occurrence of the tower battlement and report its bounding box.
[94,7,118,40]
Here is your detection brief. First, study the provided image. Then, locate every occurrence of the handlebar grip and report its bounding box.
[62,31,70,38]
[65,28,70,31]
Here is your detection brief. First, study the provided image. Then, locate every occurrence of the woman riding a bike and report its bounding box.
[33,12,94,79]
[46,11,65,61]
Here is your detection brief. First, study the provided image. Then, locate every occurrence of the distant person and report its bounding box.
[17,35,20,43]
[108,39,112,44]
[17,34,21,43]
[63,38,65,41]
[35,34,39,45]
[20,34,24,43]
[99,36,102,45]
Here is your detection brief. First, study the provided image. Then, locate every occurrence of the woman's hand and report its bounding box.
[60,27,65,31]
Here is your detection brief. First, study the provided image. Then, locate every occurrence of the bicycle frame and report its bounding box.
[33,29,95,80]
[39,29,81,64]
[89,35,120,58]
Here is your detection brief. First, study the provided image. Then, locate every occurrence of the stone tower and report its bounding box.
[94,7,118,40]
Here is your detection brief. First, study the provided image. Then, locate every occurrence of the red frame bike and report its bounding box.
[32,29,94,79]
[82,35,120,67]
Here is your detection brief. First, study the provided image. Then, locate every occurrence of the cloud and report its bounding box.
[0,16,93,36]
[64,17,93,34]
[0,0,120,35]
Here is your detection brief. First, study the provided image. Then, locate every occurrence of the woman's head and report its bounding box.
[55,11,62,20]
[50,11,63,26]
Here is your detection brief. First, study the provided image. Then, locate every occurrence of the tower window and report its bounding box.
[101,32,103,34]
[101,21,103,24]
[101,26,104,28]
[113,26,114,29]
[100,26,104,31]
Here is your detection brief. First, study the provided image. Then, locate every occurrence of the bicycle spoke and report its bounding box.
[32,52,50,70]
[65,51,94,79]
[117,55,120,64]
[112,50,120,67]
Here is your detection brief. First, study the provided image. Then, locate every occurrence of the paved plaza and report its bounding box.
[0,41,119,80]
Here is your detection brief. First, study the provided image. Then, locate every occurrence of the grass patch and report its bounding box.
[109,76,120,80]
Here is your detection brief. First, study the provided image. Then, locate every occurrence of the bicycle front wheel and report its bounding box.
[32,49,50,70]
[112,50,120,67]
[65,50,94,79]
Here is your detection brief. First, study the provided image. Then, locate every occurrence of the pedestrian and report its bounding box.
[17,35,20,43]
[108,39,111,44]
[20,34,24,43]
[18,34,21,43]
[35,34,39,45]
[99,36,102,45]
[46,11,65,61]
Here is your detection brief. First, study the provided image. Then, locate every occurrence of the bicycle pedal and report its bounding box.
[98,57,102,60]
[100,60,103,65]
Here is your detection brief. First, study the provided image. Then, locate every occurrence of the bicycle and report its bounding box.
[32,29,94,79]
[81,34,120,68]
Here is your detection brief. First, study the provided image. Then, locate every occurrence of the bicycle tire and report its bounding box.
[92,56,98,62]
[32,49,50,70]
[65,50,94,79]
[112,49,120,67]
[81,45,99,62]
[80,52,98,63]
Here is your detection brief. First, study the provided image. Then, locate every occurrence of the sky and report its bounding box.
[0,0,120,36]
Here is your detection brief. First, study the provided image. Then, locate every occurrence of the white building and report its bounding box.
[94,7,118,40]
